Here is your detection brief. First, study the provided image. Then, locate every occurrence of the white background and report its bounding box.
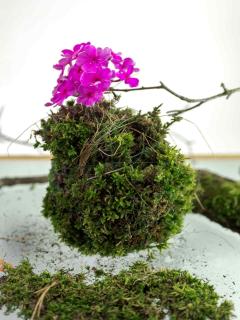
[0,0,240,155]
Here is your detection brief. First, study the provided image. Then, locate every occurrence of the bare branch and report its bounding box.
[0,106,34,147]
[109,82,240,116]
[0,132,34,146]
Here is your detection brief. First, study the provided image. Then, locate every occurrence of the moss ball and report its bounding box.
[34,101,196,255]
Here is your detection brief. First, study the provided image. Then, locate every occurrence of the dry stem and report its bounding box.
[31,281,58,320]
[109,81,240,116]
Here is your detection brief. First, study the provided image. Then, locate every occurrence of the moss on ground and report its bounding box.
[0,261,234,320]
[34,100,196,255]
[194,169,240,233]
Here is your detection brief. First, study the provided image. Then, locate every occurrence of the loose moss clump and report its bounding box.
[34,100,196,255]
[0,261,234,319]
[194,170,240,233]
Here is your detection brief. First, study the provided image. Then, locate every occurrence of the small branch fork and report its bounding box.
[109,82,240,116]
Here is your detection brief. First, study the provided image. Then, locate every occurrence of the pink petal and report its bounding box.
[53,64,63,70]
[58,58,70,66]
[81,63,98,73]
[98,80,111,91]
[61,49,73,56]
[123,58,134,67]
[80,72,93,86]
[76,52,89,66]
[85,44,97,58]
[125,77,139,87]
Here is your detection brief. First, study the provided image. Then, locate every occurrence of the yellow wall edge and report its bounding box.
[0,154,240,160]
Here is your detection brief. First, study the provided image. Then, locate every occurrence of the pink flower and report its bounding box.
[53,42,90,74]
[76,45,112,72]
[77,86,104,106]
[68,64,83,82]
[60,42,91,62]
[46,42,139,107]
[111,51,122,68]
[45,79,75,106]
[116,58,139,87]
[81,68,113,91]
[120,66,139,87]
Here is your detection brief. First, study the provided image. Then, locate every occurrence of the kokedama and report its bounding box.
[33,42,198,255]
[34,100,195,255]
[34,41,240,255]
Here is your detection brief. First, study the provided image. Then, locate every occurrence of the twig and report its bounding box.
[0,236,27,244]
[0,176,48,187]
[0,106,38,149]
[109,81,240,116]
[194,192,205,211]
[31,281,58,320]
[0,132,34,146]
[181,118,214,154]
[87,167,125,181]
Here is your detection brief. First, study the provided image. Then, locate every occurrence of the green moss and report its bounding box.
[194,170,240,232]
[0,261,234,319]
[34,100,196,255]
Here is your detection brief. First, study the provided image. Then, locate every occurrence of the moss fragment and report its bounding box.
[194,170,240,233]
[0,261,234,319]
[34,101,196,255]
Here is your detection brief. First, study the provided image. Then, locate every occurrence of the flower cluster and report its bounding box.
[46,42,139,107]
